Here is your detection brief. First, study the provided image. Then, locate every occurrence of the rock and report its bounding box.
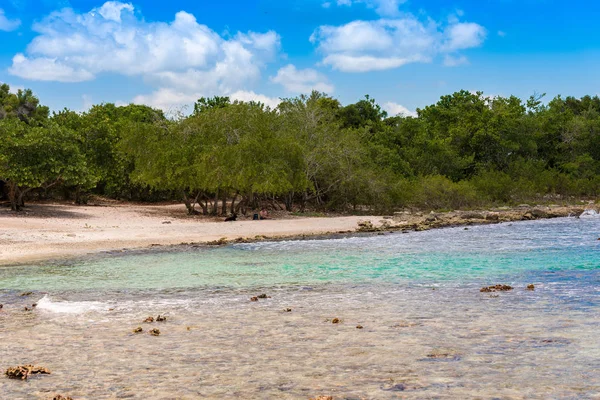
[464,227,469,230]
[309,396,333,400]
[485,212,500,221]
[250,297,258,302]
[0,304,3,309]
[143,317,154,323]
[156,315,167,322]
[206,237,228,246]
[527,284,535,290]
[356,325,363,329]
[162,221,172,224]
[480,284,513,293]
[357,220,377,232]
[531,208,548,218]
[24,307,32,311]
[331,318,340,324]
[257,294,270,299]
[522,212,534,220]
[133,327,143,333]
[31,303,37,308]
[284,308,292,312]
[53,396,73,400]
[20,291,33,297]
[5,365,51,380]
[461,212,485,220]
[149,328,161,336]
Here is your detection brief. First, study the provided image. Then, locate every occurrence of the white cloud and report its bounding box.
[383,101,416,117]
[311,15,486,72]
[133,88,281,112]
[497,30,506,37]
[443,22,486,51]
[9,1,281,111]
[271,64,334,94]
[443,54,469,67]
[0,9,21,31]
[335,0,407,17]
[230,90,281,109]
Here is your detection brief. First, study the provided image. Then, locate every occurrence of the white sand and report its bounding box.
[0,203,381,266]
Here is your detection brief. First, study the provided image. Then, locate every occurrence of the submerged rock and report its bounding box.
[480,284,513,293]
[527,284,535,290]
[331,318,340,324]
[356,325,363,329]
[149,328,161,336]
[250,297,259,302]
[20,292,33,297]
[284,308,292,312]
[0,304,3,309]
[53,396,73,400]
[156,315,167,322]
[133,327,143,333]
[143,317,154,323]
[257,294,270,299]
[5,365,51,380]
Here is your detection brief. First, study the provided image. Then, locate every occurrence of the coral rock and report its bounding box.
[480,284,513,293]
[5,365,51,380]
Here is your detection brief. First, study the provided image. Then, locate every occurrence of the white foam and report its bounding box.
[36,295,107,314]
[579,209,599,218]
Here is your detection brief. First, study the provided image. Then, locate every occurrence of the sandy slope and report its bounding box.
[0,203,382,266]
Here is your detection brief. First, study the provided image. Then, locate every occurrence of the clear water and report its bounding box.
[1,217,599,399]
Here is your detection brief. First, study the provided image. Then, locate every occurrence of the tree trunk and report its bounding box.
[230,192,239,214]
[221,194,227,216]
[284,192,294,212]
[8,182,20,211]
[182,191,199,215]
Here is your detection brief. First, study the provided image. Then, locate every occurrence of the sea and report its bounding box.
[1,216,599,399]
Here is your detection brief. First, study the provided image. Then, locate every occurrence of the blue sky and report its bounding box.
[0,0,598,115]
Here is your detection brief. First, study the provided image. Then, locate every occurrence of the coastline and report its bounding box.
[0,201,595,266]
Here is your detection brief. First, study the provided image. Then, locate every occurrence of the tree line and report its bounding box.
[1,83,599,213]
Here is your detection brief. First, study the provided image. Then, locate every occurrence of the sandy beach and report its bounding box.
[0,202,384,266]
[1,201,594,266]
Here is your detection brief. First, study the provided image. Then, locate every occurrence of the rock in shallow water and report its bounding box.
[480,284,513,293]
[149,328,160,336]
[5,365,51,380]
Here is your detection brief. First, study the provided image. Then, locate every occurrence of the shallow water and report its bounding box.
[1,217,599,399]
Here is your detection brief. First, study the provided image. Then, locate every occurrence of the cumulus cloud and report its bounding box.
[9,1,281,111]
[271,64,334,94]
[443,54,469,67]
[335,0,406,17]
[311,15,486,72]
[383,101,416,117]
[0,9,21,31]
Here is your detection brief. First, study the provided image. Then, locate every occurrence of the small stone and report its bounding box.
[133,327,143,333]
[31,303,37,307]
[156,315,167,322]
[149,328,161,336]
[356,325,363,329]
[527,284,535,290]
[250,297,258,302]
[144,316,154,323]
[331,318,340,324]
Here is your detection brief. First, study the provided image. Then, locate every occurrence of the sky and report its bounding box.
[0,0,598,115]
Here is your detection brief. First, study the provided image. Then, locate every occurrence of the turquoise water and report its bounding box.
[1,217,599,399]
[1,217,598,291]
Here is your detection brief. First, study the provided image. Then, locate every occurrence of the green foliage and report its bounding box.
[2,83,599,213]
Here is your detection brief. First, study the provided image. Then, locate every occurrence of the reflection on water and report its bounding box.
[0,217,599,399]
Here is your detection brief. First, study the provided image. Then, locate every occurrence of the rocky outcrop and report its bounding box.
[5,365,50,380]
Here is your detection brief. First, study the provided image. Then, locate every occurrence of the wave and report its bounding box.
[36,294,108,314]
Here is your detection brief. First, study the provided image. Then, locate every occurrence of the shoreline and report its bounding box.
[0,201,595,267]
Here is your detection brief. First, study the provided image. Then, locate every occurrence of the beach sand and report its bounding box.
[1,201,593,266]
[0,202,383,266]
